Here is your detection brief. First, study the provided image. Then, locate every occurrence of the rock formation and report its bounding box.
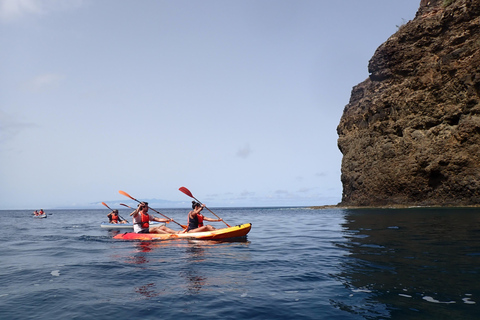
[337,0,480,206]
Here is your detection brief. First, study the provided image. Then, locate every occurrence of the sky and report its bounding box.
[0,0,421,210]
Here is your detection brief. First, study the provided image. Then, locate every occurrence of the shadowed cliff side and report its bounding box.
[337,0,480,206]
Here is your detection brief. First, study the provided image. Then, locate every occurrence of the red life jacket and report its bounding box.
[198,214,204,227]
[111,214,119,223]
[140,213,149,229]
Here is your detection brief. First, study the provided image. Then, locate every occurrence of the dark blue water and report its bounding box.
[1,207,479,319]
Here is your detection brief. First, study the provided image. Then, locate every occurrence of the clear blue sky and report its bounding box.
[0,0,420,210]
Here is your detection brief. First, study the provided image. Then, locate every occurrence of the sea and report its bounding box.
[1,207,479,320]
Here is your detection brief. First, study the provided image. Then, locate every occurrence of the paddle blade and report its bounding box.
[179,187,193,198]
[101,202,112,210]
[119,190,135,200]
[120,203,132,208]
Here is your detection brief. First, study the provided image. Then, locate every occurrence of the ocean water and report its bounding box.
[1,207,479,320]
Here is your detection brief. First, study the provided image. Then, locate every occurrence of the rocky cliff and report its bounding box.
[337,0,480,206]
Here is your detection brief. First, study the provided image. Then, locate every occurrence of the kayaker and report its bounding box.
[183,201,223,233]
[39,209,44,215]
[130,202,178,234]
[33,210,39,216]
[107,209,127,224]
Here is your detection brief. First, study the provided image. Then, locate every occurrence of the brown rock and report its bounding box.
[337,0,480,206]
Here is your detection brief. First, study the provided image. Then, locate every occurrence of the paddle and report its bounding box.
[120,203,133,209]
[101,202,128,222]
[179,187,230,227]
[118,190,186,229]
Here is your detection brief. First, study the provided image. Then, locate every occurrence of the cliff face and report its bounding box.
[337,0,480,206]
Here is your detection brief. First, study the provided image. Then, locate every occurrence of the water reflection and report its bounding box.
[332,208,480,319]
[124,242,156,264]
[135,283,163,298]
[122,238,250,299]
[181,243,207,294]
[180,239,250,295]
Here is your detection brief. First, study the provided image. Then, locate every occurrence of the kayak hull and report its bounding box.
[113,223,252,241]
[34,214,47,219]
[100,222,165,230]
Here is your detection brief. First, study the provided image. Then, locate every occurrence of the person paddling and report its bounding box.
[107,209,127,224]
[130,202,178,234]
[182,201,223,233]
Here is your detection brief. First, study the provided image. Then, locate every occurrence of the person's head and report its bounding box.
[192,201,204,211]
[140,202,149,212]
[192,201,201,209]
[113,209,118,214]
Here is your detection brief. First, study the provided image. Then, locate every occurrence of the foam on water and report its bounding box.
[50,270,60,277]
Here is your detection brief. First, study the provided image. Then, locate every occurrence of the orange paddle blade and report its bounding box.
[101,202,112,210]
[119,190,135,201]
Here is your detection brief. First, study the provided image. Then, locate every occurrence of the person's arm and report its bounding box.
[152,216,171,223]
[193,205,205,215]
[130,206,141,217]
[203,216,222,222]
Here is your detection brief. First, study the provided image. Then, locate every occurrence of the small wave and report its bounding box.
[352,288,372,293]
[51,270,60,277]
[423,296,456,304]
[462,297,476,304]
[78,235,113,242]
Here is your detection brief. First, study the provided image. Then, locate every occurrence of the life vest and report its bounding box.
[140,212,149,229]
[111,214,119,223]
[187,213,204,231]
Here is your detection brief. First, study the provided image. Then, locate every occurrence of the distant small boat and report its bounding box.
[100,221,165,230]
[34,214,47,219]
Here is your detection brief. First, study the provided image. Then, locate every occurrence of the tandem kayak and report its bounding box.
[113,223,252,241]
[100,222,165,230]
[34,214,47,219]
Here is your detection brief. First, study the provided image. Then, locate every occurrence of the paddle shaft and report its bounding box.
[179,187,230,227]
[118,191,185,228]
